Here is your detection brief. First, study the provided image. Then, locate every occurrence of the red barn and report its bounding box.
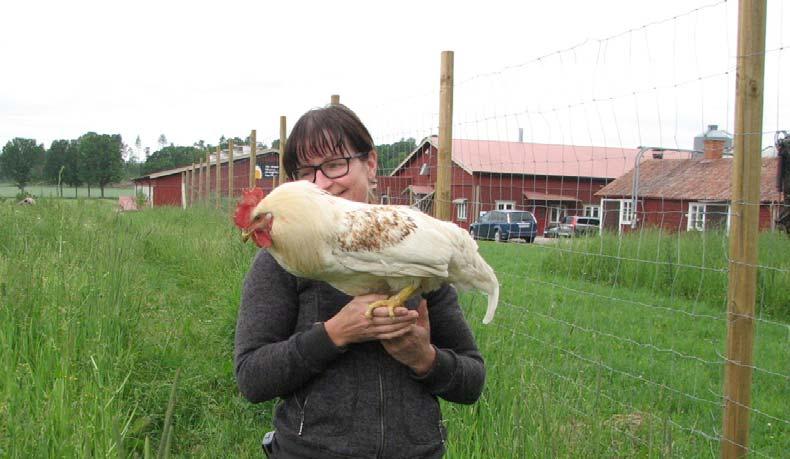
[133,147,281,207]
[377,136,678,235]
[596,154,783,233]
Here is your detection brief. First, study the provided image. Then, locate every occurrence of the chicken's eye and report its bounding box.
[252,215,260,222]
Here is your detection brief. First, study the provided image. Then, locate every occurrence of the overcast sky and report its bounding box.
[1,0,787,159]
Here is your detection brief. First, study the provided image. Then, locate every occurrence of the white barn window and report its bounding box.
[688,203,705,231]
[453,199,468,220]
[584,205,600,218]
[496,200,515,210]
[619,200,634,225]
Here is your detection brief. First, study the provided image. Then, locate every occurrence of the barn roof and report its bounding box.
[595,157,782,202]
[133,148,279,181]
[390,136,689,180]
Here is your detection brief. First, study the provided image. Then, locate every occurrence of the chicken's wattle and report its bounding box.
[234,188,268,247]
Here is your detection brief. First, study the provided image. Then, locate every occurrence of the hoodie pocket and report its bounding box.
[400,383,443,445]
[300,355,359,437]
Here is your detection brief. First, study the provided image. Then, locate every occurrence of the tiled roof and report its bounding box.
[392,136,689,180]
[595,157,782,202]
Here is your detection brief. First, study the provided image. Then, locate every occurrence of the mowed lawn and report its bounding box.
[0,199,787,458]
[0,182,135,199]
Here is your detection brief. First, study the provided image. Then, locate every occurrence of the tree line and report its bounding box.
[0,133,417,198]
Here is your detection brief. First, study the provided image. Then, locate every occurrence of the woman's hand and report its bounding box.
[379,300,436,376]
[324,294,418,347]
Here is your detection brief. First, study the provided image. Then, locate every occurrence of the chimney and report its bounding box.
[518,128,524,143]
[703,138,725,159]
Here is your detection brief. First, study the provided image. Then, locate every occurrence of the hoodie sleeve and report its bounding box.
[234,251,345,403]
[410,284,486,404]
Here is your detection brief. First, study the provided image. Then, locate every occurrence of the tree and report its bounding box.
[0,138,45,192]
[141,145,202,175]
[79,132,123,198]
[376,137,417,173]
[135,135,142,158]
[62,140,83,197]
[158,134,168,150]
[44,140,70,196]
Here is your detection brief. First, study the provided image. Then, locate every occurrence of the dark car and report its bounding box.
[545,215,600,238]
[470,210,538,243]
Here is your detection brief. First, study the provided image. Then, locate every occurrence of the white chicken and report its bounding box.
[234,180,499,324]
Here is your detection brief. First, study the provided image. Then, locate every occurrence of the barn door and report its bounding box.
[601,199,621,233]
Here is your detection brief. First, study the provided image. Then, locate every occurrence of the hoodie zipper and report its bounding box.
[376,365,385,458]
[297,394,309,436]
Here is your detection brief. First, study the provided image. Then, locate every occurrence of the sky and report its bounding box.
[0,0,787,160]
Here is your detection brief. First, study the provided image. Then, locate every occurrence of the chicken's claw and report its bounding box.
[365,299,401,319]
[364,284,420,319]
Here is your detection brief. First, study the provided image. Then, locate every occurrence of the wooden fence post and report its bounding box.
[279,116,288,184]
[215,145,221,209]
[330,94,340,106]
[435,50,454,221]
[204,149,210,202]
[249,130,257,189]
[192,163,197,204]
[183,170,189,208]
[721,1,766,457]
[228,139,234,201]
[196,158,202,201]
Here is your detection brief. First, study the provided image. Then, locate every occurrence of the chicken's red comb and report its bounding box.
[233,187,266,229]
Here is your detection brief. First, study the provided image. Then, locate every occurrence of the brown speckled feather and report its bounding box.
[337,207,418,252]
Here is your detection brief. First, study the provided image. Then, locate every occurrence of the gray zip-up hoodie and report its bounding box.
[235,251,486,458]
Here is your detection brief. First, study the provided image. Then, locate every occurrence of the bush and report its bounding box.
[15,190,34,201]
[135,190,148,208]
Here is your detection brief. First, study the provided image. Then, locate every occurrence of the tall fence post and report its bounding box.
[196,158,202,201]
[330,94,340,106]
[435,50,454,221]
[183,170,189,209]
[204,149,210,202]
[215,145,221,209]
[721,1,766,457]
[187,165,194,207]
[228,139,235,202]
[249,129,257,189]
[279,116,288,185]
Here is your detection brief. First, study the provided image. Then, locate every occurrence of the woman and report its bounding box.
[235,104,485,458]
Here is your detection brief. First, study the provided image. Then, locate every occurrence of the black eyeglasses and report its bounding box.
[294,153,368,183]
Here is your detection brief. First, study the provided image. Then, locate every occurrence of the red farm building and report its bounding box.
[377,136,685,235]
[595,145,784,234]
[133,147,281,207]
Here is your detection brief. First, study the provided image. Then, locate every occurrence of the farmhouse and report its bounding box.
[595,139,784,233]
[133,146,280,207]
[377,136,686,235]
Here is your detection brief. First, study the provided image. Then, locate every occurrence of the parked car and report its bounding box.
[469,210,538,243]
[545,215,600,238]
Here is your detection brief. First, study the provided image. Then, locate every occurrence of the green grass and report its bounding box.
[540,229,790,320]
[0,182,135,199]
[0,200,787,457]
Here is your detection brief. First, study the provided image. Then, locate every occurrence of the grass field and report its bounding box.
[0,182,135,199]
[1,199,787,457]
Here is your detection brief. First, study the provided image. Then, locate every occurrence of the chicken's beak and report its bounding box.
[241,229,253,243]
[240,213,272,245]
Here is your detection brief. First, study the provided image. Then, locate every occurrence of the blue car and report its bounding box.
[469,210,538,243]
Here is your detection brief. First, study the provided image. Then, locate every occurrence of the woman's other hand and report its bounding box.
[379,300,436,375]
[324,294,418,347]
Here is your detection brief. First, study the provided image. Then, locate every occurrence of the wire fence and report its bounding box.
[138,1,788,456]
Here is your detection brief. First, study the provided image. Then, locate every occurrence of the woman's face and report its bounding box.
[296,146,377,203]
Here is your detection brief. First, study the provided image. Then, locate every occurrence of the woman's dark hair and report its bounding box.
[283,104,375,179]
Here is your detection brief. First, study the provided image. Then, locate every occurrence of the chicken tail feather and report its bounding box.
[482,281,499,325]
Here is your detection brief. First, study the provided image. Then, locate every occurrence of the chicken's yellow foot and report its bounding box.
[365,284,420,318]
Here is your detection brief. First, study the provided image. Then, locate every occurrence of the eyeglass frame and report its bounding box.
[292,152,369,183]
